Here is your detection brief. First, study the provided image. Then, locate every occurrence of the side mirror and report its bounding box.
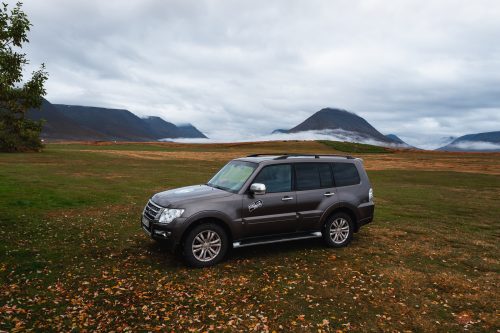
[250,183,266,195]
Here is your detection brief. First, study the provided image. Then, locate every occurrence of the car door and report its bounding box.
[241,164,298,237]
[294,163,338,231]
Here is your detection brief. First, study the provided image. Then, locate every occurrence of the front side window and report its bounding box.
[207,161,257,192]
[295,163,334,190]
[253,164,292,193]
[333,163,360,187]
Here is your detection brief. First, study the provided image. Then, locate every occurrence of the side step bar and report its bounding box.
[233,231,322,248]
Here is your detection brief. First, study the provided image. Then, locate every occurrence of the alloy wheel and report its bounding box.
[329,218,350,244]
[191,230,222,262]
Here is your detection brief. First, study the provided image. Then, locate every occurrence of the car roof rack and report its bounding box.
[246,153,354,160]
[246,153,288,157]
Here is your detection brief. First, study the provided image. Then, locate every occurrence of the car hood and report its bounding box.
[151,184,232,207]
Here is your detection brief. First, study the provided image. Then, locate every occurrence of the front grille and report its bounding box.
[144,200,163,220]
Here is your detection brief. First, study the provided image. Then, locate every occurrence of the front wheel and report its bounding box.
[182,223,228,267]
[323,212,354,248]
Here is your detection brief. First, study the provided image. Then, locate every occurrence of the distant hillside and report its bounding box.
[278,108,402,145]
[385,134,415,148]
[438,131,500,152]
[437,136,457,147]
[176,124,208,139]
[141,116,180,139]
[26,100,107,141]
[26,99,207,141]
[141,118,207,139]
[271,129,288,134]
[385,134,405,144]
[56,104,154,141]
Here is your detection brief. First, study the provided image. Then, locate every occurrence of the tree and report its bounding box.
[0,1,48,152]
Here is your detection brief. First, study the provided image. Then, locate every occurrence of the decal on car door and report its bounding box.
[248,200,263,212]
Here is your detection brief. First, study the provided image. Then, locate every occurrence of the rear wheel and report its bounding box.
[323,212,354,247]
[182,223,228,267]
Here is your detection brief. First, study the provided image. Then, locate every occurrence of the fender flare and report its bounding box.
[319,202,360,231]
[180,210,235,240]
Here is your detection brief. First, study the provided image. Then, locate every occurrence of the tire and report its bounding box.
[323,212,354,248]
[182,223,228,268]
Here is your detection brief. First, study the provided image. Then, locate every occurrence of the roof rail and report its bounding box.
[274,153,354,160]
[246,153,354,159]
[246,153,288,157]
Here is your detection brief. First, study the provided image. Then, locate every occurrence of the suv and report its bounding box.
[141,154,374,267]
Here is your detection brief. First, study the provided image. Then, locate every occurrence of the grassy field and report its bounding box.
[0,141,499,332]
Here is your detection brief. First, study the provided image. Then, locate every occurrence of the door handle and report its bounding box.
[324,192,335,197]
[281,196,294,201]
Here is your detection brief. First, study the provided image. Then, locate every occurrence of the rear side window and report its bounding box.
[295,163,333,191]
[333,163,360,187]
[253,164,292,193]
[318,163,334,188]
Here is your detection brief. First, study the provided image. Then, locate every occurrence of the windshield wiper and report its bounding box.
[207,183,230,192]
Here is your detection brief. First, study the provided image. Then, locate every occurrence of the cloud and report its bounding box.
[165,129,409,150]
[10,0,500,148]
[449,141,500,151]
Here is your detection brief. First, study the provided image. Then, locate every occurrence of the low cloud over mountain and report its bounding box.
[438,131,500,152]
[272,108,410,148]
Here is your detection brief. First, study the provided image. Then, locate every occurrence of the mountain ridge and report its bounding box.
[438,131,500,152]
[288,108,391,143]
[275,108,402,145]
[26,99,207,141]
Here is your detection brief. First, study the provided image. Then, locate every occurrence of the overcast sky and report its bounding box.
[13,0,500,148]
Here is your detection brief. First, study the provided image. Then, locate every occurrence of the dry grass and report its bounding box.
[76,140,500,175]
[364,152,500,175]
[81,149,241,161]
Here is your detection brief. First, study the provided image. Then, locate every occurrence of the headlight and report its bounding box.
[369,188,373,201]
[158,208,185,224]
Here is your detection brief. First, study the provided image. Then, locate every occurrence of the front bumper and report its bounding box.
[141,221,172,239]
[141,215,185,251]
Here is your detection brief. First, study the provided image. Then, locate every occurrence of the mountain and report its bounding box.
[26,99,107,141]
[141,117,207,139]
[437,136,457,147]
[271,129,288,134]
[176,124,208,139]
[142,116,182,138]
[438,131,500,152]
[279,108,400,145]
[386,134,417,149]
[26,99,207,141]
[385,134,405,144]
[55,104,154,141]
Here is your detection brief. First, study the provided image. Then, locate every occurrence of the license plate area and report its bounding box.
[142,216,150,228]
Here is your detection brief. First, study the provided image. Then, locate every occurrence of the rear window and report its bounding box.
[295,163,333,191]
[333,163,360,187]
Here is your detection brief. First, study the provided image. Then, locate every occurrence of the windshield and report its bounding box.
[207,161,257,193]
